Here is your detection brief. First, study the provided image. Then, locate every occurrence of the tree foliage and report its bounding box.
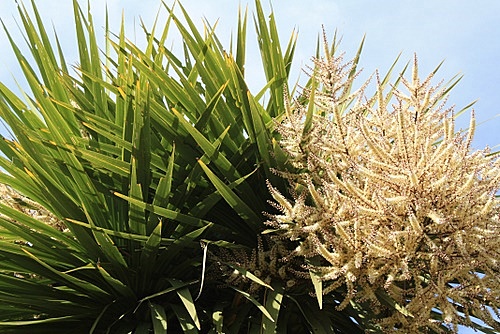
[0,1,497,333]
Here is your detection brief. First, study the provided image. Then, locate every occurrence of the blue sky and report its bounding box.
[0,1,499,332]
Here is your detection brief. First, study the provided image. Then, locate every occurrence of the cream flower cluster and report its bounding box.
[268,53,500,332]
[0,184,66,232]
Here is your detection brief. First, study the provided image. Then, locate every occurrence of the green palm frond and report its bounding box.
[0,1,347,332]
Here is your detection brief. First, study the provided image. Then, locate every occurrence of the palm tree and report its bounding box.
[0,0,497,333]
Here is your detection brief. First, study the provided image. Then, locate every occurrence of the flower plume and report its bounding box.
[267,51,500,332]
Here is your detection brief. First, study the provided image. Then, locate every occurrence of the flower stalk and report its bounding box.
[268,50,500,332]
